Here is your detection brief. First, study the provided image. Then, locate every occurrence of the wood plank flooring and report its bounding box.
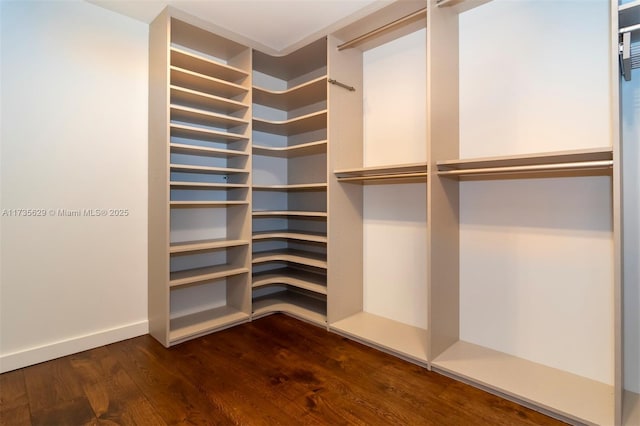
[0,314,564,425]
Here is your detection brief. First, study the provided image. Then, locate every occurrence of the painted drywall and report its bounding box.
[362,29,428,329]
[0,0,148,372]
[458,0,614,385]
[622,65,640,394]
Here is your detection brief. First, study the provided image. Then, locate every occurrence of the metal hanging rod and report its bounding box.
[328,79,355,92]
[337,7,426,51]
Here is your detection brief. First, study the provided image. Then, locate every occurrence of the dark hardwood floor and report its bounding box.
[0,314,564,425]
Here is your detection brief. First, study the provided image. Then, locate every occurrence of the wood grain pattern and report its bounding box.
[0,314,563,425]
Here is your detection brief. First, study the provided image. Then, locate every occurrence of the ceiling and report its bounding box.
[87,0,392,54]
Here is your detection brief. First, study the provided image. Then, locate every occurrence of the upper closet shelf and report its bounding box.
[334,162,427,183]
[253,76,327,111]
[171,86,248,114]
[253,111,327,136]
[170,47,248,83]
[171,123,249,142]
[170,143,248,158]
[171,105,249,129]
[437,147,613,178]
[171,67,248,99]
[619,0,640,81]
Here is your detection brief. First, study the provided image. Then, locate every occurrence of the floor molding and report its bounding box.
[0,320,148,373]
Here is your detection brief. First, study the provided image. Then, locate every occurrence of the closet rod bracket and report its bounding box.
[328,78,356,92]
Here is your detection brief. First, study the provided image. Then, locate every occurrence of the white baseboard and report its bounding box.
[0,320,149,373]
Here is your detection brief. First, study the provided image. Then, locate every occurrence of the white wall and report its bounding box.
[622,65,640,394]
[362,29,428,329]
[0,0,148,372]
[458,0,614,385]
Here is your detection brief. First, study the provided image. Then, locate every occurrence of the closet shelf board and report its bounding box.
[169,306,249,345]
[436,147,613,177]
[170,181,248,189]
[170,200,249,207]
[252,230,327,243]
[171,123,249,143]
[252,210,328,218]
[253,140,327,158]
[252,183,327,191]
[253,76,327,110]
[170,164,248,175]
[252,290,326,325]
[171,66,248,98]
[170,265,249,287]
[335,162,428,183]
[171,47,249,83]
[170,238,249,254]
[253,110,327,136]
[171,104,249,129]
[330,312,428,366]
[170,143,248,158]
[252,267,327,295]
[252,249,327,269]
[431,340,614,426]
[171,86,248,114]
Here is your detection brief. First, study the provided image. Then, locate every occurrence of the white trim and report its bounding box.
[0,320,149,373]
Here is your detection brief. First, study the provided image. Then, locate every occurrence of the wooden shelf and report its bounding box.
[170,164,248,175]
[252,210,327,218]
[253,110,327,136]
[253,230,327,244]
[170,200,249,207]
[252,249,327,269]
[170,181,248,189]
[171,123,248,143]
[253,76,327,111]
[431,340,615,425]
[330,312,428,365]
[252,267,327,295]
[170,265,248,287]
[171,66,248,99]
[171,86,248,115]
[253,140,327,158]
[170,143,248,158]
[170,238,249,254]
[335,162,428,183]
[169,305,249,344]
[437,147,613,178]
[171,47,248,83]
[171,105,249,130]
[252,183,327,191]
[252,290,326,326]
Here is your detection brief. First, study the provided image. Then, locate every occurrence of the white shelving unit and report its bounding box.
[149,11,253,347]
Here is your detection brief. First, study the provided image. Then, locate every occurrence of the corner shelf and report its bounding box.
[170,85,248,115]
[252,267,327,295]
[252,183,327,191]
[253,140,327,158]
[252,249,327,269]
[170,143,248,158]
[171,66,249,99]
[252,230,327,244]
[253,76,327,111]
[436,147,613,178]
[334,162,428,183]
[252,210,327,218]
[170,123,249,143]
[253,110,327,136]
[171,104,249,130]
[431,340,614,426]
[252,289,327,326]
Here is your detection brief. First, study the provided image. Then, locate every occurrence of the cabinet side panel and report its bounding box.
[427,0,460,359]
[148,9,171,346]
[327,35,364,323]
